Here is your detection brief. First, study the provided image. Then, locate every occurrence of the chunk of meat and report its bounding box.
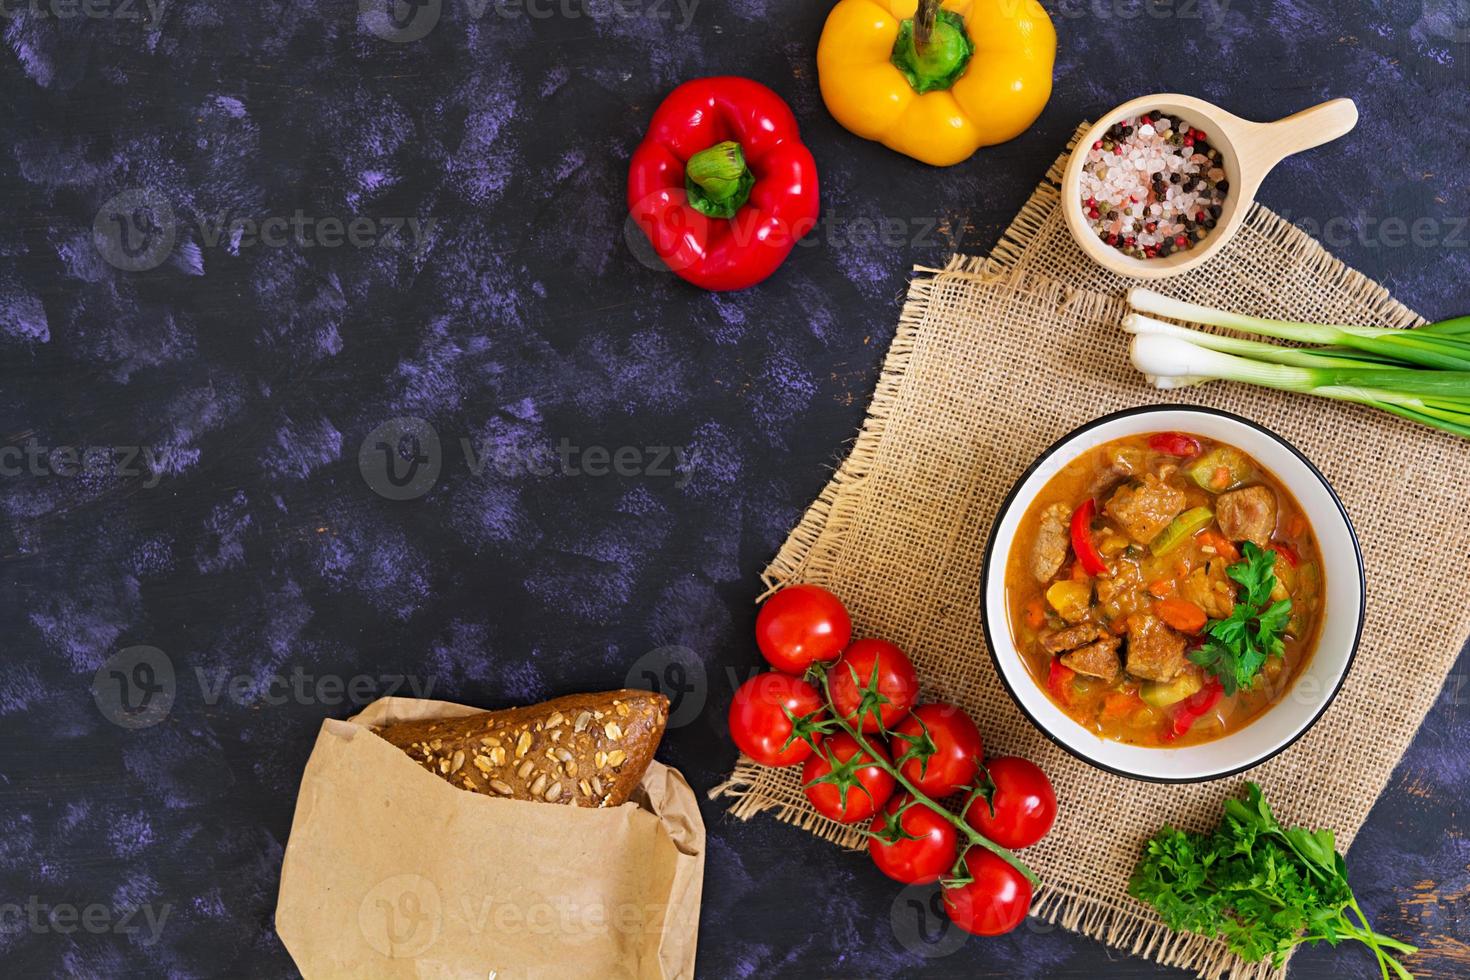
[1125,613,1188,682]
[1040,623,1103,654]
[1216,485,1277,547]
[1096,561,1147,618]
[1181,559,1236,619]
[1087,446,1146,496]
[1061,635,1123,684]
[1030,503,1070,582]
[1105,475,1186,544]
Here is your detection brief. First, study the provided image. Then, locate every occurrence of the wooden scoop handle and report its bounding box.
[1237,98,1359,178]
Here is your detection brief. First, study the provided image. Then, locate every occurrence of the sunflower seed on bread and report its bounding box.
[374,690,669,808]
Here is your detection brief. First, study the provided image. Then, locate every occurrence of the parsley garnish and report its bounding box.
[1129,783,1416,977]
[1188,542,1293,695]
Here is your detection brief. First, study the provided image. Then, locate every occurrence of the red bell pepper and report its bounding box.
[1047,658,1076,706]
[1069,499,1110,577]
[1269,542,1299,568]
[1147,432,1202,457]
[627,77,819,291]
[1164,677,1224,740]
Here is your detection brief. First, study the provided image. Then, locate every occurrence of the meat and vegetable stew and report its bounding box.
[1004,432,1323,747]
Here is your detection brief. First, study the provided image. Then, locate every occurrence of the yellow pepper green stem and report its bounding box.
[891,3,973,94]
[817,0,1057,167]
[684,141,755,219]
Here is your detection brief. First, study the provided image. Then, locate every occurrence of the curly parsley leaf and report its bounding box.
[1129,783,1417,976]
[1226,541,1279,607]
[1188,543,1292,695]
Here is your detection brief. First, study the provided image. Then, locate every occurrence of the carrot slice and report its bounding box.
[1023,597,1047,630]
[1102,690,1143,720]
[1197,529,1239,563]
[1156,597,1207,634]
[1147,579,1175,598]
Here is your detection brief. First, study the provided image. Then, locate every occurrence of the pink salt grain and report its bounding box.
[1078,113,1230,259]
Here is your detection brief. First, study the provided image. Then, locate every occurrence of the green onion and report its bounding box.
[1123,314,1389,370]
[1421,315,1470,336]
[1129,288,1470,370]
[1128,336,1470,438]
[1123,294,1470,440]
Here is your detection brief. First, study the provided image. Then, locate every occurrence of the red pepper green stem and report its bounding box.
[890,0,974,95]
[684,141,755,219]
[815,670,1038,885]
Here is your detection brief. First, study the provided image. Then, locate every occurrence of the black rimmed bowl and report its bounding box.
[980,406,1365,782]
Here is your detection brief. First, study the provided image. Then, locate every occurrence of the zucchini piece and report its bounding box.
[1298,562,1321,599]
[1187,447,1252,491]
[1149,506,1215,557]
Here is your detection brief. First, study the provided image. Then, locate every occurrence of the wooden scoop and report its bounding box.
[1061,94,1358,280]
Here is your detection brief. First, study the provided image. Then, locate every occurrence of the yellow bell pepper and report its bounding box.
[817,0,1056,167]
[1045,580,1092,624]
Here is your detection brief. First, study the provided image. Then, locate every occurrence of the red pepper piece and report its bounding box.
[1047,658,1076,706]
[627,77,820,291]
[1164,678,1224,740]
[1147,432,1202,457]
[1069,499,1110,577]
[1269,543,1300,568]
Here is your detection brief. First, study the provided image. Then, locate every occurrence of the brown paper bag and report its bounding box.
[275,696,705,979]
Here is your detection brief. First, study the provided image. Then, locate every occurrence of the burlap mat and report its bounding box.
[712,125,1470,979]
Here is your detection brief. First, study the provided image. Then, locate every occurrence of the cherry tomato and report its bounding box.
[942,849,1033,936]
[893,703,984,798]
[828,638,920,732]
[728,672,826,767]
[755,584,852,674]
[801,731,895,824]
[1147,432,1202,457]
[868,794,958,885]
[963,756,1057,849]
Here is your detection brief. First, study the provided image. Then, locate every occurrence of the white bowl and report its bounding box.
[981,406,1364,782]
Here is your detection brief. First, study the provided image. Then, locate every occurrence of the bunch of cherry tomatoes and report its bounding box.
[728,584,1057,937]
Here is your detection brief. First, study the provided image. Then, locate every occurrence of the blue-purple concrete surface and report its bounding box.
[1,1,1466,977]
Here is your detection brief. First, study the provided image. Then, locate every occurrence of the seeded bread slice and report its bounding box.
[375,690,668,808]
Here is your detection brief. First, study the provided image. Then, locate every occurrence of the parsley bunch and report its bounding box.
[1188,542,1293,694]
[1130,783,1416,978]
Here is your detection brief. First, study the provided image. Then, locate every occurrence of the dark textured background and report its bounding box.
[2,0,1467,976]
